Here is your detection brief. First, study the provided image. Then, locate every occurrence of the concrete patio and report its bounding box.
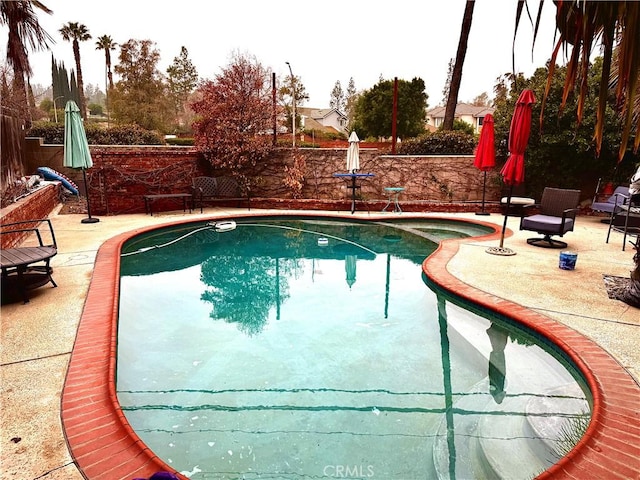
[1,206,638,479]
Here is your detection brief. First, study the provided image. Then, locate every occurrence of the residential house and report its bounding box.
[425,103,495,134]
[297,107,348,134]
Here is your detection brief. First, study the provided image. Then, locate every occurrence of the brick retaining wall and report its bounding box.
[0,184,61,248]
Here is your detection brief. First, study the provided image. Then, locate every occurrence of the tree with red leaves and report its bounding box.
[191,52,274,194]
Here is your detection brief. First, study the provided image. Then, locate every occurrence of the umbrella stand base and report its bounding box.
[81,217,100,224]
[475,211,490,216]
[486,246,517,256]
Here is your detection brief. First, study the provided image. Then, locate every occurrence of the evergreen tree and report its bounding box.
[166,46,199,128]
[329,80,344,112]
[110,39,172,131]
[344,77,357,129]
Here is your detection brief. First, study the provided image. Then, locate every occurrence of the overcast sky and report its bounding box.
[6,0,561,108]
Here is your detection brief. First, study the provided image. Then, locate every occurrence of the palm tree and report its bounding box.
[95,35,117,90]
[0,0,52,123]
[443,0,475,130]
[59,21,91,118]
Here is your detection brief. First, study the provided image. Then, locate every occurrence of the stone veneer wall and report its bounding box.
[23,139,503,215]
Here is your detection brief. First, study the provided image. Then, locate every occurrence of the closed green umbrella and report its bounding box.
[63,101,99,223]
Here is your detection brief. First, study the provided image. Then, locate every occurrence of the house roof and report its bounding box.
[426,103,495,119]
[302,116,340,134]
[297,107,346,121]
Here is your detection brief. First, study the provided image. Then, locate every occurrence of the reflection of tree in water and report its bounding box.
[200,255,301,336]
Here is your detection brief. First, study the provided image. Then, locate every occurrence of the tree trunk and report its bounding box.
[443,0,475,130]
[613,243,640,308]
[72,40,86,119]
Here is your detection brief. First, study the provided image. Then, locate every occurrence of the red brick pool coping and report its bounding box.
[61,213,640,480]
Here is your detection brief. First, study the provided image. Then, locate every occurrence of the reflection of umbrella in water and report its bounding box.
[487,89,536,256]
[486,322,508,404]
[345,255,357,288]
[383,234,401,318]
[346,131,360,173]
[473,113,495,216]
[63,100,99,224]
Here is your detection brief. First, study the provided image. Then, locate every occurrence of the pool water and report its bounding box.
[117,218,591,479]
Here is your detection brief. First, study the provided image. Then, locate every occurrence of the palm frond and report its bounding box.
[522,1,639,161]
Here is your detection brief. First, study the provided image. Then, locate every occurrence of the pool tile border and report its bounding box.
[61,213,640,479]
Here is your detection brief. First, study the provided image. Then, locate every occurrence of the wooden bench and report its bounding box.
[1,219,58,303]
[191,176,250,213]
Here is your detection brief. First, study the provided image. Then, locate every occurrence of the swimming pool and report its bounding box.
[116,217,591,479]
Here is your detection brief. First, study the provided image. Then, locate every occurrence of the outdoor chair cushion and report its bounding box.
[521,214,574,233]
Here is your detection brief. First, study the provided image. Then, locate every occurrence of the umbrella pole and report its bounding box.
[487,185,516,256]
[475,171,490,216]
[81,168,100,224]
[499,185,513,248]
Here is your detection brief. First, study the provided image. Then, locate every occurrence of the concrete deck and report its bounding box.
[1,206,638,479]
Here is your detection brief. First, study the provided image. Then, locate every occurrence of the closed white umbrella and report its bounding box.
[346,131,360,173]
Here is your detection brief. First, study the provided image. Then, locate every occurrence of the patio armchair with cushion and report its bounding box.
[590,185,630,218]
[519,187,581,248]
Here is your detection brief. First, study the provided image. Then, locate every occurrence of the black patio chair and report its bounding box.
[520,187,581,248]
[606,197,640,251]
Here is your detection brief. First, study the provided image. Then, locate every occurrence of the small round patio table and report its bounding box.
[382,187,405,213]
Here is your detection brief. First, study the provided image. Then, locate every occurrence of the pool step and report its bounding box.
[432,381,495,479]
[432,379,590,479]
[432,379,554,480]
[475,391,554,479]
[524,383,591,463]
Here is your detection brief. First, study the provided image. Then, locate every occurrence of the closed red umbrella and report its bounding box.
[488,89,536,255]
[474,113,495,215]
[500,89,536,185]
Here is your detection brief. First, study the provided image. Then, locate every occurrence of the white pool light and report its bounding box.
[318,237,329,246]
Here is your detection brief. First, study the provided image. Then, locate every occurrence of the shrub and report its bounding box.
[303,129,348,141]
[26,121,164,145]
[165,137,194,146]
[397,131,476,155]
